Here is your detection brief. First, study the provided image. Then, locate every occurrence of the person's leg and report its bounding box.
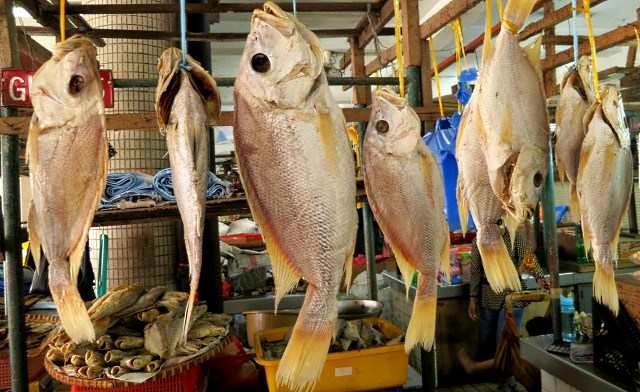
[496,307,524,392]
[478,307,499,361]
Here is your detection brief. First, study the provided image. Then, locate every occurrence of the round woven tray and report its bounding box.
[44,330,233,388]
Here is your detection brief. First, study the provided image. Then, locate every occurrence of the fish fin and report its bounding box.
[601,86,627,146]
[155,48,182,132]
[456,182,469,237]
[569,185,580,224]
[49,258,95,342]
[503,210,518,250]
[343,246,355,295]
[441,234,451,281]
[315,107,340,180]
[27,115,40,168]
[577,56,596,103]
[266,233,302,312]
[477,224,521,292]
[522,35,543,84]
[611,231,620,262]
[502,0,537,32]
[557,166,566,183]
[185,54,221,126]
[26,202,43,275]
[393,251,416,301]
[580,221,592,256]
[276,285,335,392]
[404,274,437,353]
[593,248,619,316]
[582,100,600,136]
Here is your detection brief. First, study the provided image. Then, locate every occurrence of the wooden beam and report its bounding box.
[365,45,397,76]
[339,0,395,70]
[542,21,640,72]
[0,108,443,137]
[401,0,422,67]
[420,39,434,113]
[419,0,483,41]
[21,26,389,42]
[349,36,371,105]
[40,2,383,15]
[542,35,589,46]
[518,0,606,42]
[17,31,51,68]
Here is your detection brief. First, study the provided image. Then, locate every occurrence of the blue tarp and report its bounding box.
[99,172,158,209]
[154,168,230,202]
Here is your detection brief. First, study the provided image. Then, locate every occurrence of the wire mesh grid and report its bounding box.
[84,1,178,292]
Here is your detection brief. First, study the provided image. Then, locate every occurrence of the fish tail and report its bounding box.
[503,0,537,32]
[569,185,580,224]
[49,258,95,342]
[477,224,521,292]
[593,245,619,315]
[276,284,335,392]
[182,238,202,342]
[404,273,437,353]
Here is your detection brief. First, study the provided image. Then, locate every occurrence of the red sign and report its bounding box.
[0,69,114,108]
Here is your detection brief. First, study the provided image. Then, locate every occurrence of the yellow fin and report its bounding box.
[456,183,469,237]
[27,202,43,275]
[503,212,518,249]
[569,185,580,224]
[522,35,543,84]
[441,234,451,282]
[593,263,619,316]
[477,224,521,292]
[503,0,537,31]
[393,249,416,301]
[581,222,592,255]
[343,244,355,295]
[265,233,301,312]
[49,258,96,342]
[404,276,437,353]
[611,230,620,262]
[316,109,340,180]
[276,286,335,392]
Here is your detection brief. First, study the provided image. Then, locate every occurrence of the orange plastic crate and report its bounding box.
[0,349,47,389]
[70,365,201,392]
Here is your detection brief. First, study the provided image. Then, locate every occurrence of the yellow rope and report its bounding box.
[60,1,66,41]
[635,27,640,50]
[496,0,503,22]
[430,37,444,118]
[502,19,519,34]
[577,0,600,102]
[393,0,405,97]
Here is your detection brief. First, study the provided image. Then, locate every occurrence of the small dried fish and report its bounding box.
[114,336,144,350]
[46,347,65,366]
[186,305,208,330]
[96,335,114,351]
[120,354,154,371]
[186,320,225,340]
[137,309,160,323]
[104,349,137,364]
[78,365,103,379]
[109,366,130,376]
[113,285,168,318]
[109,325,144,337]
[85,350,107,367]
[177,340,200,355]
[62,364,81,377]
[198,313,232,327]
[145,359,162,372]
[161,291,189,303]
[89,283,145,320]
[70,354,86,367]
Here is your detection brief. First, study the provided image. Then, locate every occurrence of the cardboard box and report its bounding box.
[615,273,640,332]
[617,236,640,260]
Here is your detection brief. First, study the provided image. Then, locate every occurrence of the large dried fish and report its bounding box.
[233,3,357,390]
[477,0,549,224]
[156,48,220,343]
[27,35,108,342]
[577,85,632,315]
[144,313,184,359]
[186,320,225,340]
[363,88,449,352]
[113,285,167,318]
[89,283,144,320]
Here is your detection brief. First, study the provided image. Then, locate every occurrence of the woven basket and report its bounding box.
[0,314,59,389]
[45,330,232,388]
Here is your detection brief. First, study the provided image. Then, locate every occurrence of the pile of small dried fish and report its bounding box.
[262,320,402,360]
[45,284,232,380]
[0,318,57,357]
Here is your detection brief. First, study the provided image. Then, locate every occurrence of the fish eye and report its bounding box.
[375,120,389,134]
[251,54,271,73]
[533,172,543,187]
[69,75,85,95]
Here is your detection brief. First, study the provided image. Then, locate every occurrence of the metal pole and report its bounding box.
[113,76,402,88]
[628,182,638,235]
[542,137,562,343]
[356,113,378,302]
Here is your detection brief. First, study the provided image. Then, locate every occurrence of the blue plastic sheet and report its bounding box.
[99,172,158,209]
[154,168,231,202]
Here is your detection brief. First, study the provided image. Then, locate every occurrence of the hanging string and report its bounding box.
[60,1,66,41]
[496,0,503,22]
[392,0,405,97]
[635,27,640,50]
[572,0,579,66]
[179,0,189,68]
[367,3,385,77]
[451,18,469,76]
[430,37,444,118]
[292,0,297,17]
[575,0,600,102]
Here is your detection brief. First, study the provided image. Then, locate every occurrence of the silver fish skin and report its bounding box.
[576,85,632,316]
[363,88,449,353]
[477,0,549,223]
[554,56,595,220]
[456,88,521,292]
[155,48,221,343]
[27,35,108,343]
[233,3,357,391]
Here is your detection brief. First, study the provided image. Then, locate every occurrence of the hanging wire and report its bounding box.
[292,0,297,17]
[429,37,444,118]
[572,0,579,66]
[367,3,385,76]
[18,17,35,69]
[60,0,66,41]
[179,0,190,69]
[576,0,600,102]
[392,0,405,97]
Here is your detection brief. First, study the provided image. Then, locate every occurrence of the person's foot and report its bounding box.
[457,347,475,374]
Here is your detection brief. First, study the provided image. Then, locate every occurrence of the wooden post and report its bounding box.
[542,2,556,98]
[349,36,371,106]
[400,0,422,67]
[627,8,639,68]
